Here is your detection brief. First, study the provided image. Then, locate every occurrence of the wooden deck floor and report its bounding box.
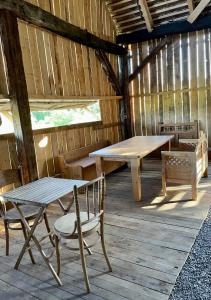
[0,159,211,300]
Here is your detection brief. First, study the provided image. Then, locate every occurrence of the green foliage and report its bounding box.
[31,103,100,130]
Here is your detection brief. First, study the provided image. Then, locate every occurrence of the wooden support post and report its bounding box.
[95,49,121,95]
[119,49,132,139]
[0,10,37,182]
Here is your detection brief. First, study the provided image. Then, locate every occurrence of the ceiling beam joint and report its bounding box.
[188,0,211,23]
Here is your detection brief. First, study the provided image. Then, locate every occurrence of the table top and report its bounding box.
[1,177,88,207]
[90,135,173,160]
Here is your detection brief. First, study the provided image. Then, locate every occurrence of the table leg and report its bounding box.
[168,140,171,151]
[95,157,103,177]
[13,204,62,286]
[130,158,141,201]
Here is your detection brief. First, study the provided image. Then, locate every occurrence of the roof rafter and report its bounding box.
[138,0,153,32]
[187,0,195,12]
[116,14,211,44]
[187,0,211,23]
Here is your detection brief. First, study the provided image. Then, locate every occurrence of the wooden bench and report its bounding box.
[161,132,208,200]
[158,121,199,147]
[56,140,124,180]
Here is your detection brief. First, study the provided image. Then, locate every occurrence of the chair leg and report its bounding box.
[192,183,197,200]
[83,240,92,255]
[43,213,55,247]
[162,176,167,196]
[55,235,61,276]
[100,221,112,272]
[3,220,9,256]
[21,222,36,264]
[78,233,90,293]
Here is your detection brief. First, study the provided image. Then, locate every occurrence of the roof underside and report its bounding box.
[106,0,211,35]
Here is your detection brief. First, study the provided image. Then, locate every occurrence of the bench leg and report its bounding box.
[203,167,208,178]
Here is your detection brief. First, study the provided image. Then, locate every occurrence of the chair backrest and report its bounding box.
[0,168,23,189]
[0,168,23,217]
[73,176,105,233]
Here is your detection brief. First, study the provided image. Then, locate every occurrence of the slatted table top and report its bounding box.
[90,135,174,160]
[1,177,88,207]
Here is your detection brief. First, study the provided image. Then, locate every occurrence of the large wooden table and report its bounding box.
[90,135,173,201]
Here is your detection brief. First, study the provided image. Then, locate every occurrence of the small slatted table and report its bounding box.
[90,135,174,201]
[2,177,88,286]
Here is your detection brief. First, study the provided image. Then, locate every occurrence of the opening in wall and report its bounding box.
[0,101,101,134]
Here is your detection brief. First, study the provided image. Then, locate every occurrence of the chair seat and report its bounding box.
[5,204,40,222]
[54,212,100,237]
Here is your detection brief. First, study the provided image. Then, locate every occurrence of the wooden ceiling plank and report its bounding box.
[152,8,189,21]
[108,0,136,8]
[117,14,211,43]
[138,0,154,32]
[118,15,141,25]
[151,3,188,15]
[114,9,140,19]
[187,0,211,23]
[119,21,144,30]
[148,0,184,10]
[111,3,138,13]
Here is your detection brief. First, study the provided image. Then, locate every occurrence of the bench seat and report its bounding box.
[56,140,124,181]
[67,157,96,168]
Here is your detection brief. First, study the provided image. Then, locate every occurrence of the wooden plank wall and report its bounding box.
[0,117,121,178]
[18,0,117,98]
[129,29,211,146]
[0,0,122,176]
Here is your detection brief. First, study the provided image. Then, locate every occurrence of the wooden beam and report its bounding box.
[139,0,153,32]
[119,50,132,139]
[187,0,195,12]
[0,0,126,56]
[188,0,210,23]
[129,37,171,82]
[95,50,121,95]
[116,14,211,44]
[0,10,37,183]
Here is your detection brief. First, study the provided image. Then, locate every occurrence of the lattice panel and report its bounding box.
[179,142,198,152]
[166,157,191,167]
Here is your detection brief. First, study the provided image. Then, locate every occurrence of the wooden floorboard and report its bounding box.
[0,159,211,300]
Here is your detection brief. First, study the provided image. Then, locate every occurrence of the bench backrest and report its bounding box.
[158,121,199,146]
[60,140,110,163]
